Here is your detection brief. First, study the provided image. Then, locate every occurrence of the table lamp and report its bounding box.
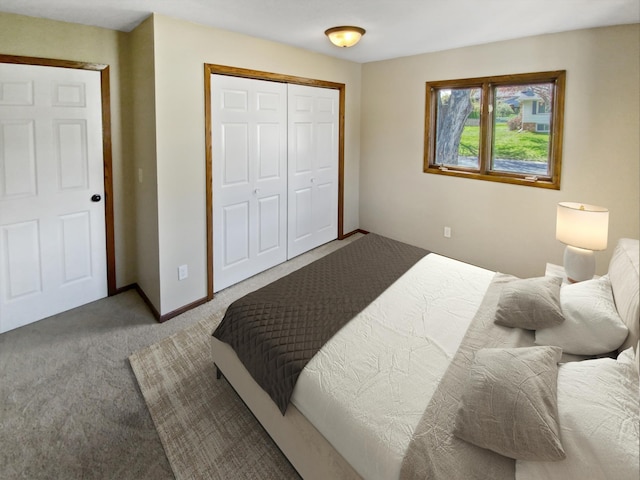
[556,202,609,282]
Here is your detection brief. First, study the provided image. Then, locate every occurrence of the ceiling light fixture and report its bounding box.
[324,26,366,48]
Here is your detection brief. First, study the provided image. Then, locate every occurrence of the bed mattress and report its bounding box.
[212,233,428,414]
[291,253,495,480]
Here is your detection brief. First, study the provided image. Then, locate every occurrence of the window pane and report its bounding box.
[491,83,553,176]
[434,87,481,169]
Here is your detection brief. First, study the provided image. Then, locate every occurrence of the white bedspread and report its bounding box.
[290,253,495,480]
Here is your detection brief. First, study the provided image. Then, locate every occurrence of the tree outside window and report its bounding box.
[424,71,566,189]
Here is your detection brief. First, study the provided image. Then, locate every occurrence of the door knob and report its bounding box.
[91,194,102,202]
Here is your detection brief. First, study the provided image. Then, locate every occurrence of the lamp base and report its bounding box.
[563,245,595,283]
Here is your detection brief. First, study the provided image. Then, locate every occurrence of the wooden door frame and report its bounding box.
[204,64,346,300]
[0,54,116,296]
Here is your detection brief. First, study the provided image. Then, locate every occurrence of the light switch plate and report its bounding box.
[178,264,188,280]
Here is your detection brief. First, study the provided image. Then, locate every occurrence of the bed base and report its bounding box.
[211,337,362,480]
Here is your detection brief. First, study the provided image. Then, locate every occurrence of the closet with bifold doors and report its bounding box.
[211,74,339,292]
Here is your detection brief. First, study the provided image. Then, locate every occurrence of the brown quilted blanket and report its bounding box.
[212,233,429,414]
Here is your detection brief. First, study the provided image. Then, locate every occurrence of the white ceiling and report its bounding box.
[1,0,638,63]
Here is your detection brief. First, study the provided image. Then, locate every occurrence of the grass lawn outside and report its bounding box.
[459,124,549,161]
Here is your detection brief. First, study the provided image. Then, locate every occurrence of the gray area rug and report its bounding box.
[130,315,300,479]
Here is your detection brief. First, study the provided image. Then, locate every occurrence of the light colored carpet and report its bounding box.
[130,314,300,480]
[0,233,362,479]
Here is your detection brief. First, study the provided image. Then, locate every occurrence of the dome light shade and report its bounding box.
[324,26,366,48]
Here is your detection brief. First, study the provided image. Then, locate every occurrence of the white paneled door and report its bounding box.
[287,84,339,259]
[0,63,107,333]
[211,75,288,292]
[211,75,338,291]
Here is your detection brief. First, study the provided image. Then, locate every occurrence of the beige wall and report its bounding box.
[151,14,362,314]
[1,12,362,316]
[0,12,137,288]
[360,25,640,278]
[7,10,634,316]
[128,16,161,310]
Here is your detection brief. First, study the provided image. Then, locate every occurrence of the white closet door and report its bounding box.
[211,75,287,292]
[287,84,339,259]
[0,63,107,333]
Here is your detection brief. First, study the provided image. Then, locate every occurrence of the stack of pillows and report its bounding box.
[494,275,628,354]
[452,275,639,479]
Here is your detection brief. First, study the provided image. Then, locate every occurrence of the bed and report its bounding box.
[211,233,640,480]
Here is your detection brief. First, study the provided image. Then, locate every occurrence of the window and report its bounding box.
[424,71,566,189]
[532,101,546,115]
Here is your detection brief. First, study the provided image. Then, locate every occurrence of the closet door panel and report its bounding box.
[293,186,313,241]
[222,201,250,267]
[212,75,287,292]
[316,122,335,169]
[212,76,338,290]
[291,122,313,173]
[287,84,339,259]
[222,124,249,185]
[257,124,280,179]
[314,182,334,232]
[257,194,281,254]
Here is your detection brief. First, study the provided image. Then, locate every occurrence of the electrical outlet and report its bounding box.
[444,226,452,238]
[178,264,188,281]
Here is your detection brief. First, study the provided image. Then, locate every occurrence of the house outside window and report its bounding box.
[424,70,566,189]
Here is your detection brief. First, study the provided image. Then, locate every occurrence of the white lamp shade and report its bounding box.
[556,202,609,251]
[325,26,365,47]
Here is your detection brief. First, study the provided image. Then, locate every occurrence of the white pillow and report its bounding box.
[608,238,639,352]
[535,275,628,355]
[516,348,640,480]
